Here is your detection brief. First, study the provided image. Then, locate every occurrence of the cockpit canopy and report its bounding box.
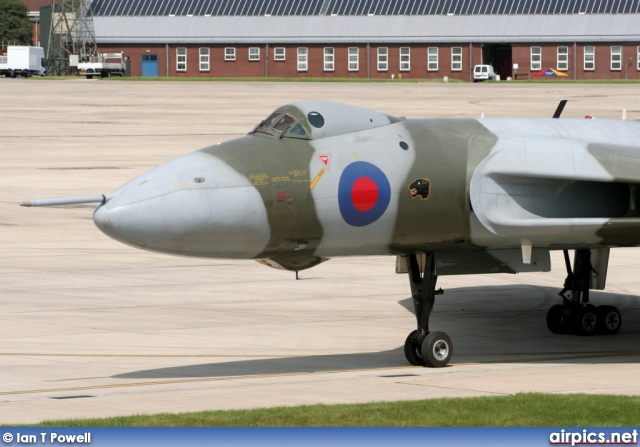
[251,100,401,140]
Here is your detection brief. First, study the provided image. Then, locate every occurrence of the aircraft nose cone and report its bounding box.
[93,204,110,231]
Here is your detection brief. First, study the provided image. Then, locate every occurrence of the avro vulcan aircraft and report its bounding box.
[22,100,636,367]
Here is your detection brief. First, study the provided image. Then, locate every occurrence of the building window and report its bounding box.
[611,46,622,70]
[428,47,438,71]
[348,47,359,71]
[249,47,260,61]
[199,47,209,71]
[225,47,236,61]
[297,47,308,71]
[584,46,595,71]
[531,46,541,71]
[400,47,410,71]
[176,47,187,72]
[378,47,388,71]
[324,47,334,71]
[637,46,640,70]
[274,47,285,61]
[557,46,568,71]
[451,47,462,71]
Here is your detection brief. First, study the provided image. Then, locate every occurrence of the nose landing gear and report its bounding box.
[403,254,452,367]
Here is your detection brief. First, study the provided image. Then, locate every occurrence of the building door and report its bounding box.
[494,45,513,79]
[141,54,158,77]
[482,45,512,79]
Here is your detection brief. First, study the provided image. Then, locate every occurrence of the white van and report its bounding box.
[473,64,496,82]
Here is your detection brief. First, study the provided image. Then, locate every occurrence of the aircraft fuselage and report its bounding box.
[92,103,640,274]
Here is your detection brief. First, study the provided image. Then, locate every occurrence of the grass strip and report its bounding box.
[24,393,640,427]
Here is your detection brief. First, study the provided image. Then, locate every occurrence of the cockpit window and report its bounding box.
[251,110,310,140]
[273,114,296,132]
[251,100,401,141]
[287,124,308,137]
[308,111,325,128]
[261,112,283,129]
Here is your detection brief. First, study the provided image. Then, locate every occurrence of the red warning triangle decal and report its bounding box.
[317,154,330,169]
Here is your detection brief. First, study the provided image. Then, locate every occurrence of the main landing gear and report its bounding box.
[403,253,452,367]
[546,249,622,336]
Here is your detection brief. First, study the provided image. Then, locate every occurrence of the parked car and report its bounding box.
[473,64,497,82]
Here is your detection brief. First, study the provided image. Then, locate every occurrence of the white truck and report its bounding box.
[76,52,126,79]
[0,46,46,77]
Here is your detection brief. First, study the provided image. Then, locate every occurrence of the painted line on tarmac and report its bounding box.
[2,351,639,397]
[0,366,413,397]
[0,353,302,358]
[1,350,638,360]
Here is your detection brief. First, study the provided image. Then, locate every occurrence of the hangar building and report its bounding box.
[48,0,640,80]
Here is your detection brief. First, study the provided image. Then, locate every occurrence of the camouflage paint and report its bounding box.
[201,135,325,266]
[391,119,497,253]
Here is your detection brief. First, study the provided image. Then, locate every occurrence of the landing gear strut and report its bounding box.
[546,249,622,336]
[403,254,452,367]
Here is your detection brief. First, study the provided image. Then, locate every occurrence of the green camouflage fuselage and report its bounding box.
[92,101,640,275]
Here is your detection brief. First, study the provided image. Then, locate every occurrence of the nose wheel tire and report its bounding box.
[404,330,425,366]
[421,331,452,367]
[404,330,453,367]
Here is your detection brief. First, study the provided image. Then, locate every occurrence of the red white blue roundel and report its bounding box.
[338,161,391,227]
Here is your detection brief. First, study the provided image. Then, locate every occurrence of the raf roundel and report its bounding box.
[338,161,391,227]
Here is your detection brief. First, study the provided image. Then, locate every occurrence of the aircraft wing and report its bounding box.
[471,129,640,248]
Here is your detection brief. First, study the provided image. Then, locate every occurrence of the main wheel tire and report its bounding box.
[597,305,622,335]
[546,304,564,334]
[420,331,452,368]
[404,330,425,366]
[560,306,574,334]
[572,304,598,336]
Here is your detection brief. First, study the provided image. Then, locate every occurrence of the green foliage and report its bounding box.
[26,394,640,427]
[0,0,33,47]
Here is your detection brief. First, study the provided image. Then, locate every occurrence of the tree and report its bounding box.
[0,0,33,47]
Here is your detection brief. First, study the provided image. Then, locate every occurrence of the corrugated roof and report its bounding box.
[90,0,640,16]
[93,14,640,44]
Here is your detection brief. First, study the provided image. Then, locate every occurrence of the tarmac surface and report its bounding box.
[2,78,640,424]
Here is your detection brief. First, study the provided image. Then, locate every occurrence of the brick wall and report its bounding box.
[99,45,168,77]
[98,42,640,81]
[512,43,640,80]
[99,43,477,80]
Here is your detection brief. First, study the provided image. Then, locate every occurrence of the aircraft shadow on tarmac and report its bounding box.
[114,349,405,380]
[114,285,640,380]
